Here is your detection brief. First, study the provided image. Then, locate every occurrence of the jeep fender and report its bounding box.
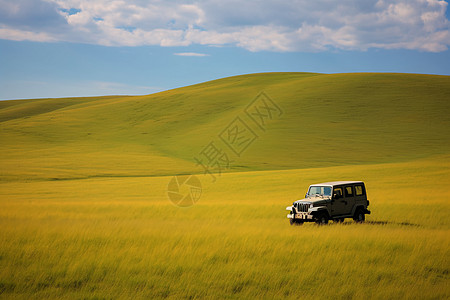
[351,205,371,216]
[309,207,330,217]
[286,206,293,211]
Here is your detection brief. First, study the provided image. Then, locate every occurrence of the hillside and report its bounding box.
[1,72,449,299]
[1,72,450,181]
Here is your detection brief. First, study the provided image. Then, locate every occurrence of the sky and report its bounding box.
[1,0,450,100]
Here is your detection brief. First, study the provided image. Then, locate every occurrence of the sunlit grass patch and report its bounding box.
[0,156,449,298]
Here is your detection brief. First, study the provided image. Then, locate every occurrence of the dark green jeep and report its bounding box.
[286,181,371,225]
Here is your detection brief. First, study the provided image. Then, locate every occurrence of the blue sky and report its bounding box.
[1,0,450,100]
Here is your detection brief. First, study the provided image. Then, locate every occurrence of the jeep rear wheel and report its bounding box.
[315,213,328,225]
[353,209,365,223]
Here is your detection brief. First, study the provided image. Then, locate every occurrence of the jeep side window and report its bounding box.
[344,186,354,197]
[355,185,365,196]
[333,187,343,199]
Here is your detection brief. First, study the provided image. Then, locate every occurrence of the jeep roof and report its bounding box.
[309,181,364,187]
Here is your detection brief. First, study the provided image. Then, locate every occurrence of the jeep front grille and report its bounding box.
[295,203,310,212]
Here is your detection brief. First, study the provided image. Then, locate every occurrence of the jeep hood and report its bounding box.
[294,197,331,206]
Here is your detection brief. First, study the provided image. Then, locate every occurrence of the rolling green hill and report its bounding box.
[1,73,449,299]
[1,72,449,181]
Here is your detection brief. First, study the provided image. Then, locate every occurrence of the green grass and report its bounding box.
[1,72,449,180]
[0,72,449,299]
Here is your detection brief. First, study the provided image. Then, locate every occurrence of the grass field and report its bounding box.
[0,73,449,298]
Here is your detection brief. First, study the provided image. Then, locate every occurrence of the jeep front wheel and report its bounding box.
[315,213,328,225]
[290,219,304,226]
[353,209,365,223]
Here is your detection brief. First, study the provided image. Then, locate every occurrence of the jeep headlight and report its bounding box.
[310,203,314,208]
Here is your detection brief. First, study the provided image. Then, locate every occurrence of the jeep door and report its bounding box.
[332,186,347,215]
[343,185,356,215]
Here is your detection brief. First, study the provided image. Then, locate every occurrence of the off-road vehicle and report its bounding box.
[286,181,370,225]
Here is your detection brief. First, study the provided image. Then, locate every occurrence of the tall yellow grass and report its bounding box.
[0,156,448,299]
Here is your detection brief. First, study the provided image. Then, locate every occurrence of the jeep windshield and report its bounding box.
[307,186,332,198]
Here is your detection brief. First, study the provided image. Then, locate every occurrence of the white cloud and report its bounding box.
[0,0,448,52]
[174,52,210,57]
[0,25,56,42]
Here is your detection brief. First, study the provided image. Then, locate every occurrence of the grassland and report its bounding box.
[0,73,449,299]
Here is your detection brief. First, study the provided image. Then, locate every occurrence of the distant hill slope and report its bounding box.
[1,72,449,181]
